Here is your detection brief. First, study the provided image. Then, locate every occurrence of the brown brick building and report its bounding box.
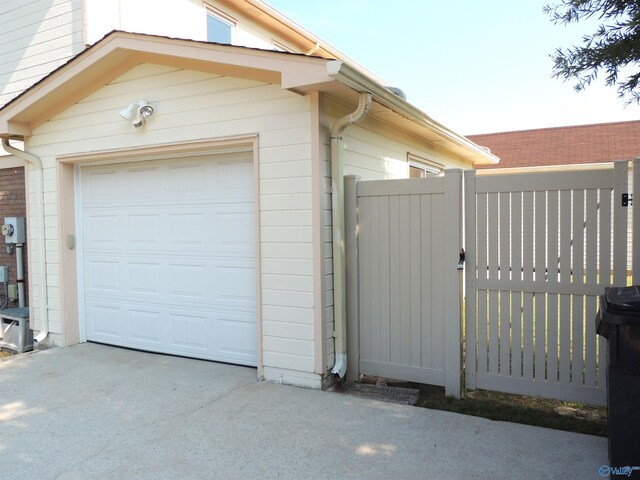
[0,166,27,307]
[467,120,640,169]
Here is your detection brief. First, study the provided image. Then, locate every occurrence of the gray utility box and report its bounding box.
[0,307,32,353]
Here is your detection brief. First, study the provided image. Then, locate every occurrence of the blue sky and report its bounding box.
[268,0,640,134]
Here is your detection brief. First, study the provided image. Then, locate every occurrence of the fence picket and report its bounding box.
[488,192,499,375]
[584,190,598,387]
[499,192,511,376]
[534,191,547,382]
[420,195,433,370]
[410,195,422,368]
[477,193,488,374]
[511,192,523,379]
[572,190,585,386]
[388,196,400,365]
[559,189,572,385]
[399,195,412,366]
[431,193,446,372]
[371,196,383,365]
[547,190,559,383]
[522,192,534,380]
[358,196,370,368]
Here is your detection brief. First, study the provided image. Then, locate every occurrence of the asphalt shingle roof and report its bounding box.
[467,120,640,169]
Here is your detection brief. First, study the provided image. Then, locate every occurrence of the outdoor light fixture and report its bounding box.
[119,99,154,128]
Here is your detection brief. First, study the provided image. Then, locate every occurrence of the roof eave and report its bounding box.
[327,61,500,165]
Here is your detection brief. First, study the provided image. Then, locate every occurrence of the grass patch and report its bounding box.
[416,384,607,437]
[0,350,14,358]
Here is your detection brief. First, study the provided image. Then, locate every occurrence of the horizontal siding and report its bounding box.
[322,96,471,181]
[27,63,317,378]
[0,0,83,107]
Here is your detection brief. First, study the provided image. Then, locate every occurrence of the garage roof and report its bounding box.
[0,31,498,165]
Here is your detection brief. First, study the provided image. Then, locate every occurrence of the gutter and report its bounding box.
[1,138,49,343]
[330,92,372,379]
[326,61,500,165]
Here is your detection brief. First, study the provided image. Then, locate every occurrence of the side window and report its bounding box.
[407,153,443,178]
[206,7,235,44]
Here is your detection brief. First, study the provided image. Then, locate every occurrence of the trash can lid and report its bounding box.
[604,285,640,312]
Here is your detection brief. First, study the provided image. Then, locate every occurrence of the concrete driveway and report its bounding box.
[0,344,606,479]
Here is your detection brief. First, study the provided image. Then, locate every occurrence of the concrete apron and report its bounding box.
[0,344,606,480]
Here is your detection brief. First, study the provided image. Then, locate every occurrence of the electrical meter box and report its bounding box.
[0,266,8,283]
[2,217,25,244]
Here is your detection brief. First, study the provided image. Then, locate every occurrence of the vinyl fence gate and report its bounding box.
[344,172,464,398]
[346,161,635,405]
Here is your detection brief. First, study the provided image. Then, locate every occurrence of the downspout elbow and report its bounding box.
[331,93,372,140]
[330,93,371,379]
[1,138,49,344]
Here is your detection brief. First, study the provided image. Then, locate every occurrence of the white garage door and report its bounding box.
[79,154,256,366]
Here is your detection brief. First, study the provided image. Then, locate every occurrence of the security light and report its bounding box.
[119,99,154,128]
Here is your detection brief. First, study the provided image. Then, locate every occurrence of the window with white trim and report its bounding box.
[206,7,235,44]
[407,153,443,178]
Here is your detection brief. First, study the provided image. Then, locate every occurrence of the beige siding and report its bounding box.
[27,63,320,385]
[0,0,83,107]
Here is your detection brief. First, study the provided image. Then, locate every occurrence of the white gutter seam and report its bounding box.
[330,92,372,379]
[1,138,49,343]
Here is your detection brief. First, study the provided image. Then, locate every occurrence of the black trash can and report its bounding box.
[596,286,640,478]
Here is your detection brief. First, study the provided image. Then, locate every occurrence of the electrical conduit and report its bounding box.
[1,138,49,343]
[330,92,372,378]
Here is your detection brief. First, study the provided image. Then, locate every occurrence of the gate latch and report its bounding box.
[457,249,465,270]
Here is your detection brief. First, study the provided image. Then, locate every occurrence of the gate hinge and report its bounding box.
[622,193,633,207]
[457,249,465,270]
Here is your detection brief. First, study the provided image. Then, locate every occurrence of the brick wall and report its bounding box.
[0,167,27,307]
[468,120,640,169]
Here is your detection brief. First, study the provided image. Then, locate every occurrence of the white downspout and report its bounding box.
[330,92,371,378]
[2,138,49,343]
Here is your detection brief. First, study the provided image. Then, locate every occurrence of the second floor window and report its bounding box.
[207,8,234,44]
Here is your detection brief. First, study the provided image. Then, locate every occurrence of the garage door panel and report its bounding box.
[127,262,161,294]
[87,215,120,245]
[88,304,123,339]
[86,260,121,292]
[81,154,257,366]
[83,255,256,308]
[170,312,208,350]
[83,206,254,255]
[169,263,207,299]
[129,309,163,345]
[218,316,257,359]
[127,214,161,246]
